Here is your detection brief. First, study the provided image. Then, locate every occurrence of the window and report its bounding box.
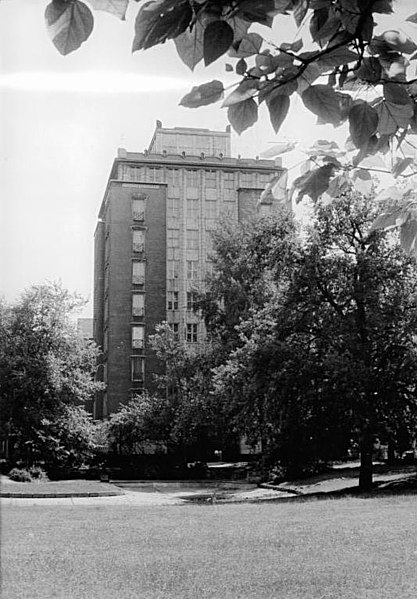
[121,165,145,181]
[186,323,198,343]
[223,172,235,189]
[205,169,216,186]
[167,260,180,279]
[167,169,181,186]
[187,229,199,250]
[205,170,217,188]
[133,229,145,253]
[186,170,199,186]
[167,229,180,248]
[167,247,180,261]
[146,167,163,182]
[167,291,179,310]
[241,172,252,187]
[168,197,180,218]
[132,261,145,285]
[187,198,199,220]
[132,325,145,349]
[187,291,198,311]
[132,294,145,317]
[259,173,273,187]
[132,195,146,221]
[131,357,145,381]
[205,199,217,220]
[170,323,179,340]
[187,260,198,280]
[205,261,214,277]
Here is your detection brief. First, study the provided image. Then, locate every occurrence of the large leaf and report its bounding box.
[383,82,413,106]
[376,101,413,135]
[406,13,417,24]
[203,21,234,66]
[258,76,298,103]
[392,157,415,178]
[348,102,378,149]
[235,0,290,27]
[374,31,417,55]
[258,171,289,205]
[400,219,417,256]
[45,0,94,55]
[355,57,381,83]
[370,205,410,231]
[297,63,322,93]
[222,80,259,108]
[227,98,258,135]
[266,94,290,133]
[293,164,336,203]
[352,169,372,196]
[325,174,350,199]
[260,141,297,158]
[316,46,358,70]
[301,85,350,126]
[174,20,204,71]
[232,33,263,58]
[88,0,128,20]
[179,80,224,108]
[292,0,308,27]
[132,0,192,52]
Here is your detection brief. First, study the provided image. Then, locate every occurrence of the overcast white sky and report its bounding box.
[0,0,414,316]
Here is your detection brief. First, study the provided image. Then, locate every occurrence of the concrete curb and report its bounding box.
[259,483,303,495]
[0,491,124,498]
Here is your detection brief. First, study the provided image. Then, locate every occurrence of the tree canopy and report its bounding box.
[207,194,417,488]
[0,282,103,467]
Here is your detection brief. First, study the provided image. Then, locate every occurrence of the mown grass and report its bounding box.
[2,495,416,598]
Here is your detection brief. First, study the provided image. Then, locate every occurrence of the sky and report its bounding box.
[0,0,414,317]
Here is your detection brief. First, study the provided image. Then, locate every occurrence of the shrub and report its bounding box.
[8,467,32,482]
[36,405,101,476]
[8,466,48,482]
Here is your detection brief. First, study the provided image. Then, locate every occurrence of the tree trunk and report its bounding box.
[359,429,373,491]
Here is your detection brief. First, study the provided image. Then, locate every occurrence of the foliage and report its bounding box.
[199,211,297,348]
[212,193,417,487]
[105,392,172,455]
[32,1,417,253]
[149,322,235,453]
[40,1,417,147]
[35,405,102,473]
[0,282,103,463]
[8,465,49,482]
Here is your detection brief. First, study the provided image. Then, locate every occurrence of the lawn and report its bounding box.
[2,495,416,599]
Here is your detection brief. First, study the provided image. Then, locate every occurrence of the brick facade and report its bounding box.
[93,124,285,417]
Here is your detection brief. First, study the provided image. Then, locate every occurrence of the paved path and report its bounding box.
[0,486,292,507]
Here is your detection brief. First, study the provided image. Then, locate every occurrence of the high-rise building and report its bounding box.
[93,122,285,418]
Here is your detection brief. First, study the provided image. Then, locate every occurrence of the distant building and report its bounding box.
[93,122,285,418]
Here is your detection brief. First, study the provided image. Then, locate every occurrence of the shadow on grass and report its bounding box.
[182,474,417,505]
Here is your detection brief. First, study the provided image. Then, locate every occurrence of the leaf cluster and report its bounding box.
[212,192,417,473]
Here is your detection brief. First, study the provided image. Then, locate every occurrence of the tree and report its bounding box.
[105,392,172,455]
[213,192,417,489]
[149,322,235,459]
[35,0,417,254]
[0,282,103,465]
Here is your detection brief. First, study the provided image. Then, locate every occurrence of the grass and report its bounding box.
[2,495,417,598]
[0,478,121,496]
